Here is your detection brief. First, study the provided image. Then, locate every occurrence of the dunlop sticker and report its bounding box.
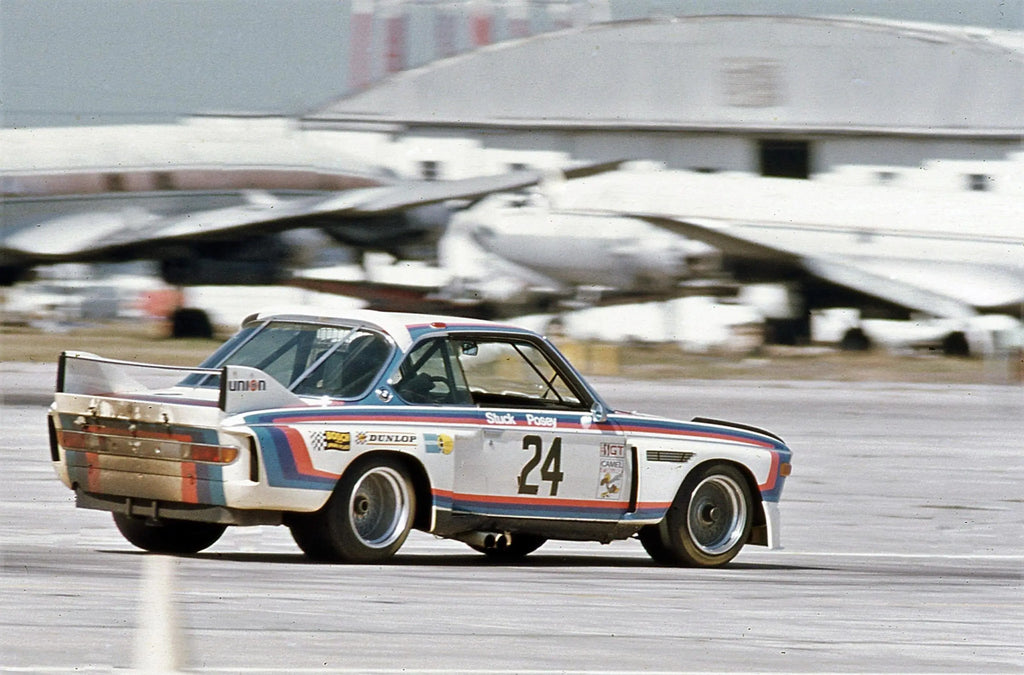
[356,432,418,446]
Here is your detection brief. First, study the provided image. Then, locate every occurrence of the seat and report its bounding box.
[395,372,436,403]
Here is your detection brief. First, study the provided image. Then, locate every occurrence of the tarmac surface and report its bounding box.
[2,362,1022,673]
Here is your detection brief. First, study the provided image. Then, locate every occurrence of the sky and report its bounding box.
[0,0,351,127]
[1,0,1020,128]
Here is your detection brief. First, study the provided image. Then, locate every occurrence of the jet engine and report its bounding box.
[159,235,291,286]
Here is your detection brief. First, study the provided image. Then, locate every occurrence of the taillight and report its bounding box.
[186,445,239,464]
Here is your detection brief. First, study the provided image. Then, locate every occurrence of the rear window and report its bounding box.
[184,322,392,398]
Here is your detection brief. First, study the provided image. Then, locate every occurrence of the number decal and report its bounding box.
[518,435,564,496]
[517,436,542,495]
[539,437,564,495]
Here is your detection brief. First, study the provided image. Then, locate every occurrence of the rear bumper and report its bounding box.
[76,489,282,526]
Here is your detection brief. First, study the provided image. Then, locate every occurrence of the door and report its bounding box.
[447,335,631,522]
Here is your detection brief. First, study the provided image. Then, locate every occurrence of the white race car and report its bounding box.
[49,310,792,567]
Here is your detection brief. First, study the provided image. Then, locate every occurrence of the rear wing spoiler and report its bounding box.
[57,351,305,414]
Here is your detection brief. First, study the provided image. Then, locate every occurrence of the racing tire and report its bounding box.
[290,456,415,564]
[640,463,753,567]
[112,513,226,554]
[839,327,872,351]
[287,514,336,560]
[468,534,547,561]
[941,331,970,357]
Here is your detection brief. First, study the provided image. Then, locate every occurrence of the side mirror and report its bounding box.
[460,342,478,356]
[590,401,608,424]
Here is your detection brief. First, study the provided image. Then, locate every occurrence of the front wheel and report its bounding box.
[640,463,753,567]
[290,456,415,563]
[112,514,226,554]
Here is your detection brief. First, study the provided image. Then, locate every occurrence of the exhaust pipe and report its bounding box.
[453,531,511,550]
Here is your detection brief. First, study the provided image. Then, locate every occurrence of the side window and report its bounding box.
[291,329,391,399]
[393,338,472,405]
[456,338,584,410]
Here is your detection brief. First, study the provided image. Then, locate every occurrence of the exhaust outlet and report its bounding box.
[453,531,511,550]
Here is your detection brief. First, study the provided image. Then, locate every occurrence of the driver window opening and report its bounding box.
[455,338,584,410]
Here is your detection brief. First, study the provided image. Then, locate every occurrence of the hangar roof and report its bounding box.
[306,15,1024,138]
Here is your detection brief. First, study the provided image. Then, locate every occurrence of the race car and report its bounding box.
[48,309,792,567]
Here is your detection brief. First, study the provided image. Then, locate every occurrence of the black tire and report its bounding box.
[289,456,415,563]
[839,327,871,351]
[641,463,753,567]
[287,513,336,560]
[941,331,970,357]
[112,513,226,554]
[638,525,675,564]
[468,534,547,561]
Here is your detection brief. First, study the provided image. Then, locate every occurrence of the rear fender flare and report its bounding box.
[333,449,434,532]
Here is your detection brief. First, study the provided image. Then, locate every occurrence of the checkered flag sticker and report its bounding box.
[309,431,326,453]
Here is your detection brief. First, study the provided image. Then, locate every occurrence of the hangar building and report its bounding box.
[304,15,1023,184]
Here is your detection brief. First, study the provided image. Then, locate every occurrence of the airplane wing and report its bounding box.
[1,161,628,270]
[632,216,802,265]
[636,215,1011,320]
[800,257,980,319]
[0,170,557,265]
[286,276,460,316]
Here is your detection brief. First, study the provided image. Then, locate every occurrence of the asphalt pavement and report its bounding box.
[2,362,1021,673]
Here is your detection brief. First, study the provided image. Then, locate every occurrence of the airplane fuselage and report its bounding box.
[559,169,1024,318]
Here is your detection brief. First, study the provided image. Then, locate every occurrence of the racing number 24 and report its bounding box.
[517,435,565,496]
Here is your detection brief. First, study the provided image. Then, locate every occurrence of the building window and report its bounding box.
[154,171,175,190]
[758,140,811,179]
[420,160,440,181]
[104,172,126,192]
[967,173,992,191]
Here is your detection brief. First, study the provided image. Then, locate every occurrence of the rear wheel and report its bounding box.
[289,456,415,563]
[112,514,226,554]
[640,463,753,567]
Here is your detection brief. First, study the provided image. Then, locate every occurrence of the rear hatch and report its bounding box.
[49,351,303,504]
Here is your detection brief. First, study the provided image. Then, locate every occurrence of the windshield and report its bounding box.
[183,321,392,398]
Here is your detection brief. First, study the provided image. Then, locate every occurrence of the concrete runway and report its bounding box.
[2,362,1021,673]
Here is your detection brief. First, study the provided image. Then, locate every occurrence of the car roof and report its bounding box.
[245,308,534,351]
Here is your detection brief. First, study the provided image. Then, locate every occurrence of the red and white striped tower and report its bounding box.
[383,0,408,73]
[349,0,376,90]
[469,0,493,47]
